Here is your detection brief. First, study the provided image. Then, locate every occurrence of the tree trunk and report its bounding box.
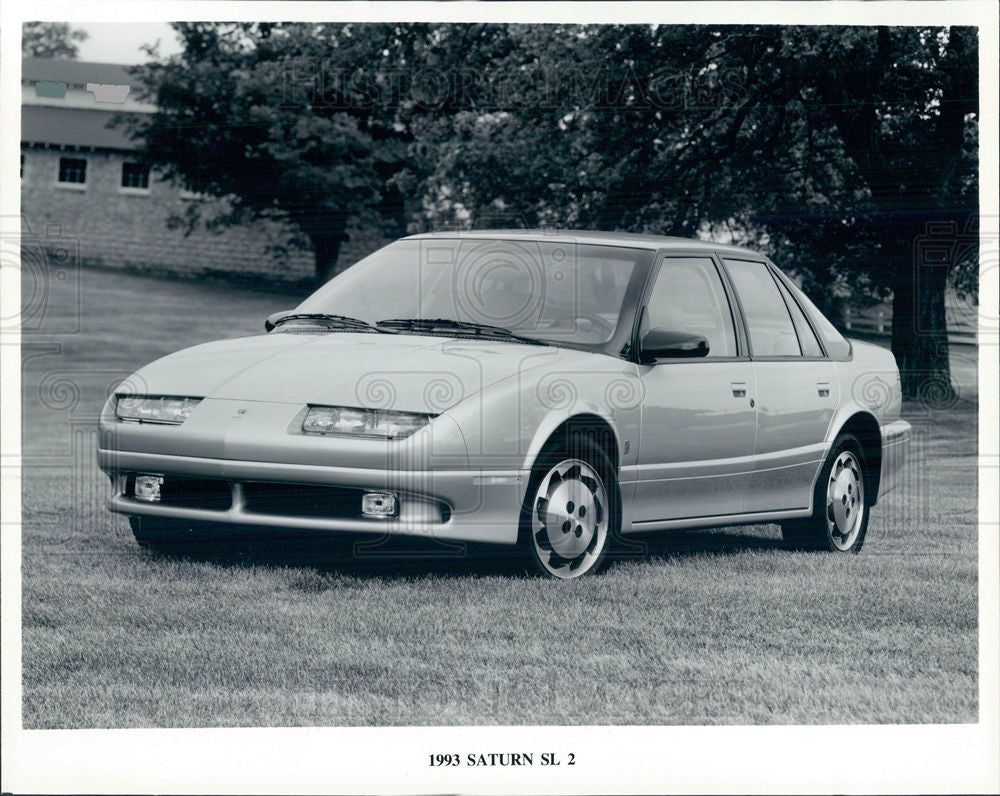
[309,230,349,286]
[890,260,953,403]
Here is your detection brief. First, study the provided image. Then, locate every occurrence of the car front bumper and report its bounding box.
[877,419,911,501]
[98,449,527,546]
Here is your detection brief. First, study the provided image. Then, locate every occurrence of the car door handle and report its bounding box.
[731,382,747,398]
[817,382,831,398]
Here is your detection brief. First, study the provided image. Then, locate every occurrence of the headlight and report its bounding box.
[115,395,202,425]
[302,405,434,440]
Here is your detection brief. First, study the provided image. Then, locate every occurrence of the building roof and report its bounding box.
[21,104,138,151]
[404,229,757,255]
[22,57,135,88]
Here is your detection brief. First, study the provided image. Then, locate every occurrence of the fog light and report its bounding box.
[134,474,163,502]
[362,492,397,518]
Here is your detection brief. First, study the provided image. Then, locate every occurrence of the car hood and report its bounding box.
[124,331,582,413]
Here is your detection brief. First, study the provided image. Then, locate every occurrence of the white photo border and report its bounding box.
[2,2,997,793]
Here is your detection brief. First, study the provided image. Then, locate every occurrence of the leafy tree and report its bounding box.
[126,22,424,283]
[417,25,978,397]
[22,22,88,59]
[130,23,977,394]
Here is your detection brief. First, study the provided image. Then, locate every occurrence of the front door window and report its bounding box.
[643,256,737,357]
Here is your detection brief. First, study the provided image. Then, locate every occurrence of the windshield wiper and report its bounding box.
[376,318,548,346]
[267,313,393,333]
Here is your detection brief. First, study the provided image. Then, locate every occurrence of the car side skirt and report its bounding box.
[625,507,813,533]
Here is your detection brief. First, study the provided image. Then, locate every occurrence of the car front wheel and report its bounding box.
[782,432,870,553]
[523,434,618,579]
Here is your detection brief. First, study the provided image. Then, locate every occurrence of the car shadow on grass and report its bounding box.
[140,527,530,579]
[139,523,788,580]
[628,524,786,557]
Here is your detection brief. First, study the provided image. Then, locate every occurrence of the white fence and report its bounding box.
[842,291,978,346]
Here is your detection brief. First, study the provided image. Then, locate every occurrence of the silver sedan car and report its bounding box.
[99,231,911,579]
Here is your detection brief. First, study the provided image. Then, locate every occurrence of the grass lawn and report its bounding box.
[20,267,979,727]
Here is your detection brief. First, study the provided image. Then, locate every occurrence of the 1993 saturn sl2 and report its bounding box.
[99,231,911,579]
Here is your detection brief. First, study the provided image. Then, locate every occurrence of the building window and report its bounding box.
[58,157,87,186]
[121,162,150,191]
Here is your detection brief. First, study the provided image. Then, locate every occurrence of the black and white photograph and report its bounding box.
[1,1,997,793]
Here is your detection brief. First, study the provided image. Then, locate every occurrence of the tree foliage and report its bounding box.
[130,23,977,394]
[416,25,978,395]
[127,22,427,283]
[22,22,88,59]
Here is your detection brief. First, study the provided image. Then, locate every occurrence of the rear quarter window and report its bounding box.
[781,274,852,360]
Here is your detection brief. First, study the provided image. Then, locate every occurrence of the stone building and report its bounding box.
[20,57,390,289]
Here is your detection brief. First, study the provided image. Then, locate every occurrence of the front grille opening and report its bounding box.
[125,473,232,510]
[243,482,364,519]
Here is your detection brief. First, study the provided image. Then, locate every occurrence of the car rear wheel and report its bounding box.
[522,434,619,579]
[782,432,870,553]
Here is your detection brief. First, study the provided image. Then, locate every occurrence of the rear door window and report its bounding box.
[723,259,800,357]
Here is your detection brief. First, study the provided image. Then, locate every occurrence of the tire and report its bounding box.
[782,432,870,553]
[520,431,620,579]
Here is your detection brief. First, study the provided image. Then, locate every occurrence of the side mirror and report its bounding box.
[640,329,709,361]
[265,310,295,332]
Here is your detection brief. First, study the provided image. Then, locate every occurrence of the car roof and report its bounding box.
[402,229,763,257]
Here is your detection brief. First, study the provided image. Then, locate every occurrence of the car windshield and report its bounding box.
[295,239,650,348]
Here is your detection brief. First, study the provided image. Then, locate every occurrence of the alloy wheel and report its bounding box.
[826,450,865,551]
[531,458,609,579]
